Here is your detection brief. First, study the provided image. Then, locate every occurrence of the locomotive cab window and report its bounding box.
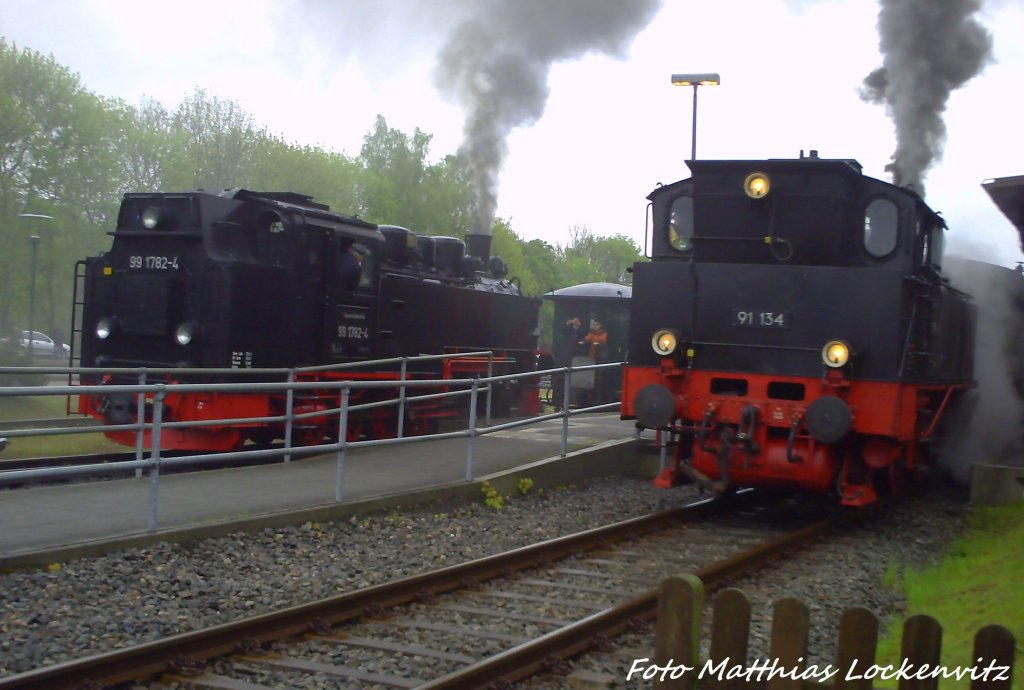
[863,198,898,258]
[337,241,376,291]
[255,211,291,263]
[925,221,945,269]
[669,194,694,252]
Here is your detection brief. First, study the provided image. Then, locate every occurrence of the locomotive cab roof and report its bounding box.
[114,188,385,246]
[647,155,946,268]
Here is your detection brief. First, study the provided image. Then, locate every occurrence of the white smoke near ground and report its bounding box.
[860,0,994,197]
[939,257,1024,483]
[433,0,662,235]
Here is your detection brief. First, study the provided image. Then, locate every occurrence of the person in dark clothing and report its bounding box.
[339,243,367,291]
[563,316,587,356]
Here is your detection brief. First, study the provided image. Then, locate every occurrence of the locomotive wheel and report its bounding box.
[294,425,326,447]
[246,429,276,450]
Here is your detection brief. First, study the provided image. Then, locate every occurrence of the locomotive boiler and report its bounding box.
[621,153,975,506]
[74,189,542,450]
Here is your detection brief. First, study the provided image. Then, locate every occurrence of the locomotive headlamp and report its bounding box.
[744,172,771,199]
[175,322,198,346]
[141,206,165,230]
[96,318,116,340]
[652,329,678,356]
[822,340,850,368]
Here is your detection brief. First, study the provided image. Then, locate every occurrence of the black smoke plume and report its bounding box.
[434,0,662,235]
[861,0,993,196]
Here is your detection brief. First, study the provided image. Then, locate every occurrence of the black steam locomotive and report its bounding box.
[622,153,977,506]
[74,189,542,450]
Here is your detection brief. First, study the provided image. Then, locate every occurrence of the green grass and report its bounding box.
[876,502,1024,690]
[0,394,127,458]
[0,393,74,421]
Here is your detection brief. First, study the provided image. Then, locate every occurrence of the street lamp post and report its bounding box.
[28,235,40,355]
[19,214,52,358]
[670,72,720,160]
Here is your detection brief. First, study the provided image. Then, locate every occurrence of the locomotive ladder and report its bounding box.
[65,260,88,416]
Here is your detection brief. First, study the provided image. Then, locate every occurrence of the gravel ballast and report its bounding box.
[0,476,968,683]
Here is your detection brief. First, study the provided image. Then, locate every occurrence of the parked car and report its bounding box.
[20,331,70,359]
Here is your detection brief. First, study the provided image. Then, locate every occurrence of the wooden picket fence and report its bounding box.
[650,574,1016,690]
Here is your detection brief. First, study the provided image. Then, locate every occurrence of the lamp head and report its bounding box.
[671,72,721,87]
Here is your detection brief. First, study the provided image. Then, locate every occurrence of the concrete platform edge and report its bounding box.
[1,437,648,571]
[970,461,1024,505]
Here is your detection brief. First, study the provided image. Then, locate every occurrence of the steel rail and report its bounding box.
[0,497,731,690]
[418,500,880,689]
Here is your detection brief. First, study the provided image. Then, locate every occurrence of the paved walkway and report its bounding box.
[0,414,638,559]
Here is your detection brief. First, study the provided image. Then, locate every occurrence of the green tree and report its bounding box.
[490,218,539,296]
[414,153,472,236]
[247,133,362,214]
[357,116,473,235]
[119,97,192,192]
[173,88,260,190]
[522,238,566,296]
[559,225,643,286]
[0,39,112,333]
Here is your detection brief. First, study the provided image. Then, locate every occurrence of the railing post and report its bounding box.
[707,588,752,690]
[466,378,479,481]
[653,573,704,690]
[485,352,493,425]
[834,607,879,690]
[335,386,350,503]
[767,598,810,690]
[971,625,1015,690]
[146,386,165,533]
[899,615,942,690]
[284,369,295,463]
[398,358,408,438]
[134,370,147,478]
[561,365,572,457]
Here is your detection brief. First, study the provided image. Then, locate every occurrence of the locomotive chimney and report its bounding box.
[465,232,492,262]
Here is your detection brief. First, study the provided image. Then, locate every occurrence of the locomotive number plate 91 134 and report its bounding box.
[733,310,790,328]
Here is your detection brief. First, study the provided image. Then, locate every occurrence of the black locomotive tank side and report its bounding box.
[79,190,384,371]
[622,154,976,505]
[76,190,542,449]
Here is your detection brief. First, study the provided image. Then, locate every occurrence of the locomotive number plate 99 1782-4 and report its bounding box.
[128,255,180,270]
[732,310,790,328]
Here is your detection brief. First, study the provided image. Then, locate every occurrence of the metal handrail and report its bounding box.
[0,358,626,532]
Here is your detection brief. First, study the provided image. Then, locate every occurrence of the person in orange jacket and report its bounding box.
[579,318,608,360]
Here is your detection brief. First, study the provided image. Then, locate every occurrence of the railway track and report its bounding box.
[0,492,876,689]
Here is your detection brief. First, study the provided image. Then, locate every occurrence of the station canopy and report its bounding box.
[543,282,632,301]
[983,175,1024,252]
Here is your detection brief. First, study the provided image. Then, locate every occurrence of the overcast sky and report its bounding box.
[2,0,1023,266]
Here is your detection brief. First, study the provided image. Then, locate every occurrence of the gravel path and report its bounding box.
[0,476,968,685]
